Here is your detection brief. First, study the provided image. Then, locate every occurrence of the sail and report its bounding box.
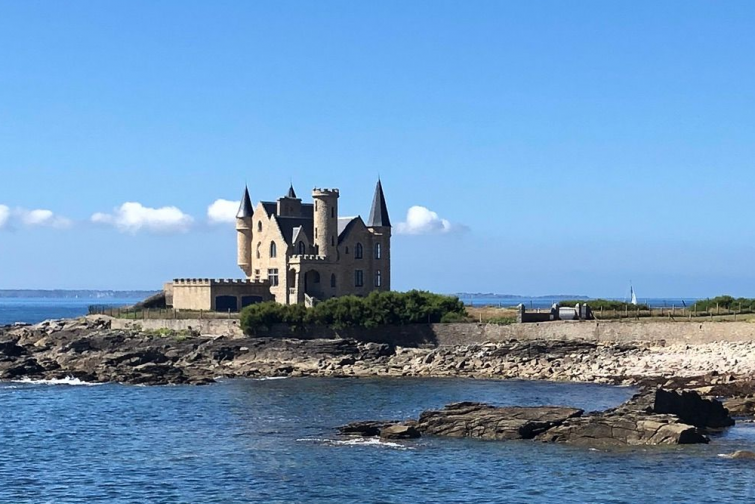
[630,286,637,305]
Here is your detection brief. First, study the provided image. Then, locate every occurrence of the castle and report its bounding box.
[236,180,392,305]
[168,180,391,312]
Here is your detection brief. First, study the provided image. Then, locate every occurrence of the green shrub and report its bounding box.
[487,316,516,325]
[690,296,755,312]
[440,311,470,323]
[240,291,468,334]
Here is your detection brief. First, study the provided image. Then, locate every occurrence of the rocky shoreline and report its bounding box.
[2,316,755,418]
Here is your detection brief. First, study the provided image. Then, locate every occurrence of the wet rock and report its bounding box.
[724,397,755,418]
[538,412,708,446]
[417,402,583,440]
[339,421,398,437]
[380,424,421,440]
[721,450,755,459]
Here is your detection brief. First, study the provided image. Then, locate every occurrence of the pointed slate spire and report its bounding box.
[367,179,391,228]
[287,183,297,199]
[236,185,253,219]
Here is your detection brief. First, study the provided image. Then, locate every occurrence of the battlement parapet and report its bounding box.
[289,254,329,263]
[312,188,340,197]
[172,278,271,286]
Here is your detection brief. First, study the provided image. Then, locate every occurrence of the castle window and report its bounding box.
[375,270,382,287]
[256,242,261,259]
[254,269,260,281]
[298,241,305,255]
[313,271,321,284]
[354,269,364,287]
[345,246,349,254]
[331,274,336,288]
[331,235,335,247]
[355,243,363,259]
[257,221,262,232]
[331,207,335,218]
[270,241,277,258]
[375,243,382,260]
[315,228,318,239]
[268,268,279,286]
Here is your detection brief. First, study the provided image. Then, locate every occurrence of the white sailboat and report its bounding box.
[630,284,638,306]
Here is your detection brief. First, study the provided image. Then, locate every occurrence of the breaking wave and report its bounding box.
[296,437,413,450]
[11,376,103,386]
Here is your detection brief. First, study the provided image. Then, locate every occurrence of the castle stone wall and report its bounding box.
[111,317,755,346]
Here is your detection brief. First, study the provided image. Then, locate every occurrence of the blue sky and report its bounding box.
[1,1,755,298]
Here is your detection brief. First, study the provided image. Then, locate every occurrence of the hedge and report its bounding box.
[240,290,467,333]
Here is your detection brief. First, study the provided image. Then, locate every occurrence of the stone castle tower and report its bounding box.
[235,180,391,305]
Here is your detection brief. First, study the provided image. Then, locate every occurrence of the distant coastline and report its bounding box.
[0,289,158,299]
[454,293,588,300]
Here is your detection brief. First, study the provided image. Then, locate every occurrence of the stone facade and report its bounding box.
[235,181,392,305]
[170,279,273,312]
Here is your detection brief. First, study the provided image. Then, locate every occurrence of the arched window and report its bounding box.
[330,274,336,288]
[270,241,277,258]
[256,242,261,259]
[375,270,382,287]
[257,221,262,232]
[345,246,350,254]
[298,241,305,255]
[312,271,321,284]
[355,243,363,259]
[375,243,382,259]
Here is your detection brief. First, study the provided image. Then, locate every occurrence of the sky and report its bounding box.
[1,1,755,298]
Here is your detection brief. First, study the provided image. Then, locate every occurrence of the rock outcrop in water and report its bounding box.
[339,389,733,448]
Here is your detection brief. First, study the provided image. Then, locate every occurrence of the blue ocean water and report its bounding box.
[0,297,140,325]
[1,377,755,503]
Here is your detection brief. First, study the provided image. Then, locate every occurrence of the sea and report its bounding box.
[0,297,141,326]
[2,377,755,503]
[3,299,755,503]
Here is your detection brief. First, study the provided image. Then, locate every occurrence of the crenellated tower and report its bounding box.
[312,188,339,259]
[236,186,253,277]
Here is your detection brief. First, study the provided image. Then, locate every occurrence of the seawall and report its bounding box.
[108,318,755,346]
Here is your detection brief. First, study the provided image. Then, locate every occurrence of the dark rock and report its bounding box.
[380,424,421,440]
[0,341,27,358]
[417,402,583,440]
[628,389,734,428]
[339,421,399,437]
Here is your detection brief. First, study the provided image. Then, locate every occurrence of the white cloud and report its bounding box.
[0,205,71,230]
[207,199,238,224]
[0,205,9,229]
[396,205,464,235]
[18,208,72,229]
[92,202,194,234]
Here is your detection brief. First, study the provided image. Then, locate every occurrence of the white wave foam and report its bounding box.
[254,376,290,381]
[296,437,413,450]
[12,376,103,386]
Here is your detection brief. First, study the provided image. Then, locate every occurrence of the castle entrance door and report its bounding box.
[303,270,323,299]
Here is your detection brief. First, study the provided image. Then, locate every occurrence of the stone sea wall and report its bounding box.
[110,318,755,346]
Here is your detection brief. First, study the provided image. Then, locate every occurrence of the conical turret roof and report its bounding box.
[236,186,253,218]
[367,179,391,228]
[287,183,297,199]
